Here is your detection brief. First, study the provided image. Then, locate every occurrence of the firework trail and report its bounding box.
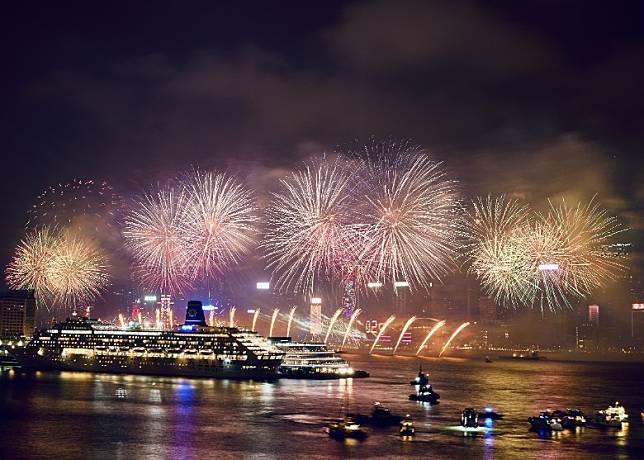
[324,308,343,345]
[369,315,396,354]
[123,186,191,294]
[286,306,297,337]
[350,139,459,291]
[269,308,280,337]
[251,308,261,331]
[393,316,417,355]
[262,159,361,294]
[439,322,470,357]
[416,320,446,355]
[341,308,362,350]
[6,227,110,311]
[182,170,257,281]
[229,306,237,328]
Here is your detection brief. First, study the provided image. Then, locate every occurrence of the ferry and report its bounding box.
[17,301,284,379]
[269,338,369,379]
[595,402,628,428]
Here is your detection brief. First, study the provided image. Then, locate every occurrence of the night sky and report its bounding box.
[2,0,643,283]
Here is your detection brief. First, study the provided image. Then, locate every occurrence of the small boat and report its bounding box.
[399,416,415,437]
[461,408,479,428]
[358,402,404,427]
[409,383,440,403]
[409,366,430,386]
[552,409,586,428]
[478,407,504,420]
[485,356,492,363]
[528,412,563,431]
[328,416,368,440]
[595,402,628,428]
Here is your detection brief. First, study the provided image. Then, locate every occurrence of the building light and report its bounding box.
[310,297,322,305]
[202,304,217,311]
[633,304,644,310]
[256,282,270,290]
[144,295,157,302]
[367,282,383,288]
[538,263,559,271]
[393,281,409,288]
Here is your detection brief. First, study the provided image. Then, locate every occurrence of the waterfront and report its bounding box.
[1,356,643,459]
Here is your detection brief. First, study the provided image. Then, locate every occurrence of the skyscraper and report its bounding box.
[0,289,36,338]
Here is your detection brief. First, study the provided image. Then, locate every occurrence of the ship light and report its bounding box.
[37,348,45,356]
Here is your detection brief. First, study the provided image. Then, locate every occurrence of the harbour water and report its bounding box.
[1,355,643,459]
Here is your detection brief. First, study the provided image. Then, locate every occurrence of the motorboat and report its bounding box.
[595,402,628,428]
[399,416,415,437]
[551,409,586,428]
[528,412,563,431]
[328,416,368,440]
[409,383,440,403]
[461,408,479,428]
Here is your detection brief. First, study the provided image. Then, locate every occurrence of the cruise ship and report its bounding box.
[17,301,284,379]
[270,338,369,379]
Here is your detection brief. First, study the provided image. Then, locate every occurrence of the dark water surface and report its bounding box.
[1,355,643,459]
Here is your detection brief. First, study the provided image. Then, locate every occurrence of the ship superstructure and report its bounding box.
[19,301,283,379]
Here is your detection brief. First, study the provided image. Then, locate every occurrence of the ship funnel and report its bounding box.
[184,300,207,327]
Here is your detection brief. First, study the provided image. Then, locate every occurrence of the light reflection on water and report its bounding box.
[0,356,643,459]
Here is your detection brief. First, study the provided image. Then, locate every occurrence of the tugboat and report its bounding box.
[409,366,430,386]
[478,407,504,420]
[528,412,564,431]
[552,409,586,428]
[399,416,415,437]
[461,408,479,428]
[409,383,440,403]
[328,416,368,440]
[595,402,628,428]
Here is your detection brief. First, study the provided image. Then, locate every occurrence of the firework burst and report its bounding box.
[6,226,109,310]
[352,140,459,291]
[123,186,192,294]
[182,170,257,280]
[462,195,625,310]
[263,159,361,293]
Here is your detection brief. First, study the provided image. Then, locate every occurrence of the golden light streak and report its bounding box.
[286,306,297,337]
[341,308,362,350]
[324,308,343,345]
[269,308,279,337]
[439,322,470,358]
[229,306,236,328]
[393,316,416,355]
[415,320,446,355]
[251,308,261,332]
[369,315,395,354]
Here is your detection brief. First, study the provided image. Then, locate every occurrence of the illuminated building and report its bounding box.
[18,300,283,379]
[632,303,644,338]
[158,294,173,329]
[0,289,36,338]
